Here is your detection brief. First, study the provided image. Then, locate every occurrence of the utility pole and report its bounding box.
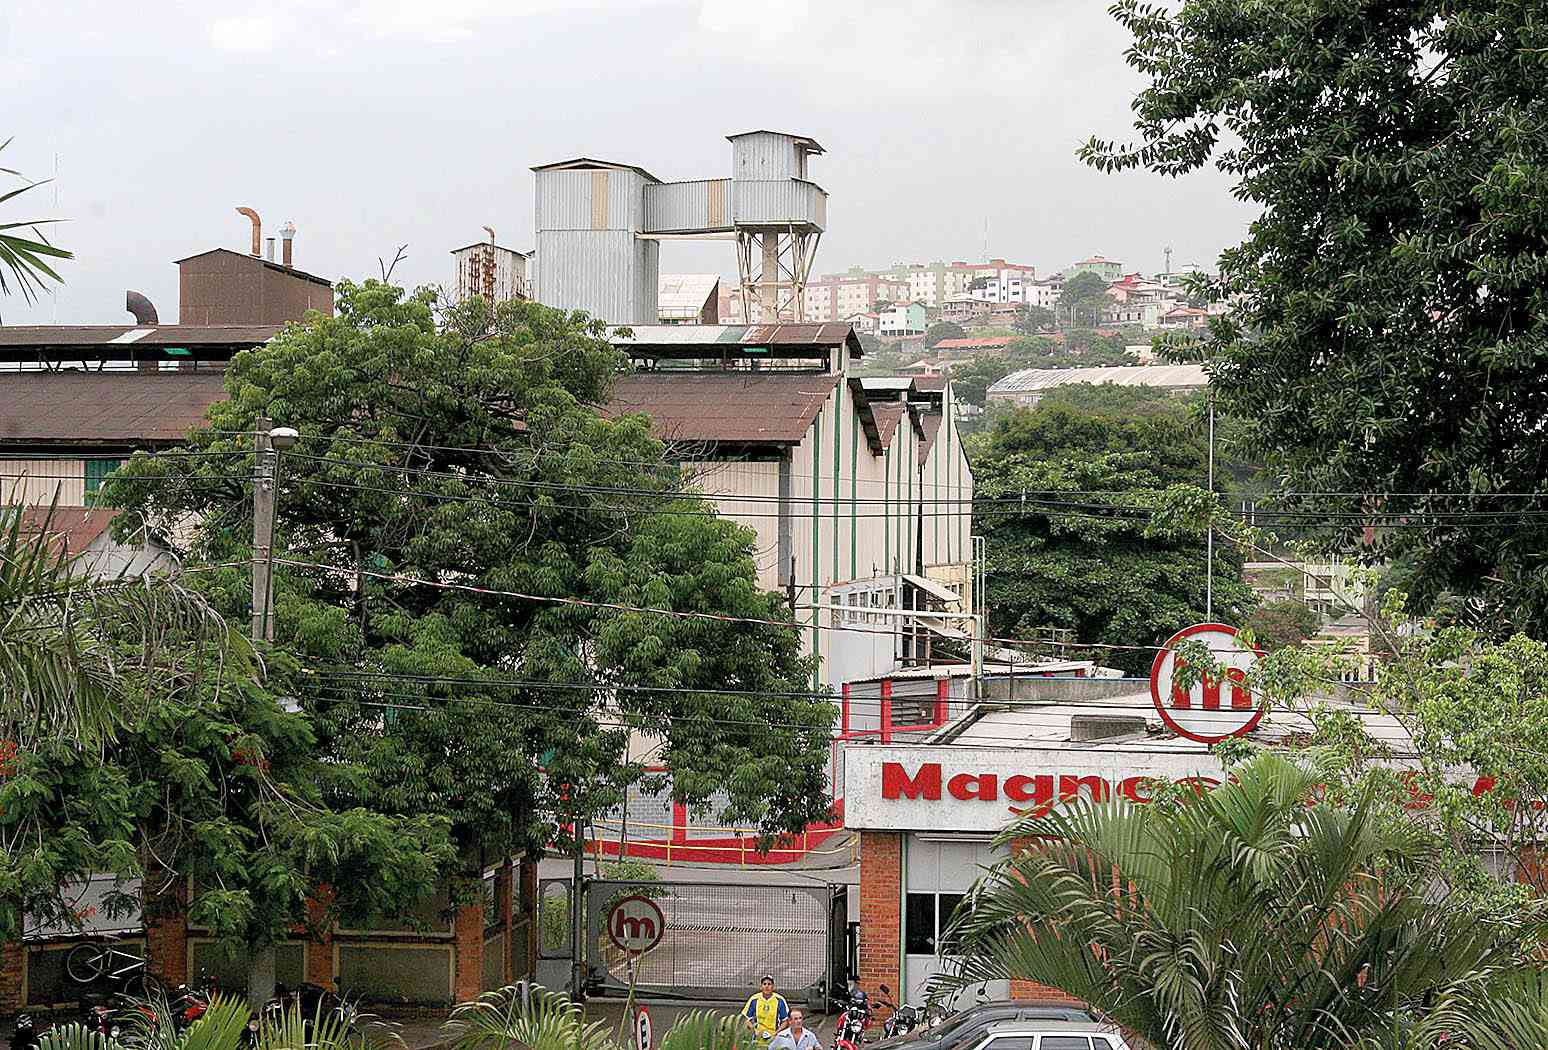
[571,817,585,1001]
[1206,397,1216,621]
[248,420,298,1011]
[1164,245,1173,278]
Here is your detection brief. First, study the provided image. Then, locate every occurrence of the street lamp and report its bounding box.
[253,423,299,643]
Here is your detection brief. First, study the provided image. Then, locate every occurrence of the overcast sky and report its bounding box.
[2,0,1255,325]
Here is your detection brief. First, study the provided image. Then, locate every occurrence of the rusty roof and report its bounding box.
[873,403,907,450]
[173,248,332,288]
[0,373,227,448]
[918,412,943,465]
[0,324,280,349]
[605,373,839,446]
[911,375,948,392]
[14,507,119,558]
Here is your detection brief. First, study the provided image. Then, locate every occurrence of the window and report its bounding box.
[980,1038,1036,1050]
[906,891,968,956]
[1038,1039,1091,1050]
[84,458,123,506]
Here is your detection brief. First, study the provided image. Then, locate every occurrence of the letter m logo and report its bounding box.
[882,762,941,800]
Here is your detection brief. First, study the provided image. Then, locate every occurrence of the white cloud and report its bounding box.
[207,12,285,52]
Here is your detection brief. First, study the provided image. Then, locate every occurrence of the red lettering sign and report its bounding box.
[1150,623,1266,743]
[882,761,941,800]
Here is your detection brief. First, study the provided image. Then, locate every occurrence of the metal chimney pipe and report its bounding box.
[125,290,159,325]
[236,207,262,256]
[265,237,276,262]
[280,221,296,267]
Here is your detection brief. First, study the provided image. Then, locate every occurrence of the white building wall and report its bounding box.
[920,393,974,573]
[682,459,783,590]
[0,458,86,504]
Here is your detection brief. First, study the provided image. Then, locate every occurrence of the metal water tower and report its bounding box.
[726,130,826,322]
[531,131,827,324]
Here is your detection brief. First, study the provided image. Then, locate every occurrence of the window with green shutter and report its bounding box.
[84,459,123,506]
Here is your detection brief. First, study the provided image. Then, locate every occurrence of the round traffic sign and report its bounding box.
[1149,623,1265,744]
[605,894,666,955]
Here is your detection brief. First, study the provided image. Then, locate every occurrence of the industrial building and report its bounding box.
[533,131,827,325]
[986,362,1209,406]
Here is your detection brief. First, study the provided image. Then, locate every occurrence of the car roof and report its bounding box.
[980,1020,1113,1034]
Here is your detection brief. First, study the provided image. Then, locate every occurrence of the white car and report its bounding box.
[965,1022,1133,1050]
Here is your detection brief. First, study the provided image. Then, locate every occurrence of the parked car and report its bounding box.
[955,1021,1132,1050]
[876,1000,1099,1049]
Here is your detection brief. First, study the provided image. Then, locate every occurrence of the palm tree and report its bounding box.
[0,500,240,743]
[936,752,1548,1050]
[447,984,761,1050]
[0,137,71,312]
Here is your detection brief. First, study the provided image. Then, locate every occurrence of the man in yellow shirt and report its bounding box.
[743,975,790,1041]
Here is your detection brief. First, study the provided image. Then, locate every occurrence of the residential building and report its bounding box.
[876,301,926,337]
[846,310,880,336]
[806,271,911,321]
[1159,305,1211,329]
[1063,254,1124,282]
[940,296,991,325]
[1104,273,1183,327]
[986,363,1208,406]
[932,336,1013,355]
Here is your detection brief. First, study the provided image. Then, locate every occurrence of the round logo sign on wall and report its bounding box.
[605,894,666,955]
[1149,623,1265,744]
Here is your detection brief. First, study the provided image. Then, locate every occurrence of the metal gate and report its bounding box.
[583,879,845,1007]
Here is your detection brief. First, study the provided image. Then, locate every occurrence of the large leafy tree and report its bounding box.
[0,506,451,958]
[1085,0,1548,629]
[970,387,1254,673]
[109,284,834,881]
[1056,271,1110,328]
[941,752,1548,1050]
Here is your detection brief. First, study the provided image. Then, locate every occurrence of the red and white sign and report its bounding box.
[605,895,666,955]
[633,1006,652,1050]
[1149,623,1265,744]
[844,746,1225,832]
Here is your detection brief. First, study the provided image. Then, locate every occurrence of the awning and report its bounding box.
[903,573,962,607]
[920,619,969,641]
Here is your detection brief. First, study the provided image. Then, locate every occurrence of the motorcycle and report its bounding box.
[831,987,872,1050]
[875,985,922,1040]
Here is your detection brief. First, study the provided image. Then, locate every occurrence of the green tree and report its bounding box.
[108,284,834,883]
[941,751,1547,1050]
[1014,304,1056,335]
[922,320,966,348]
[1056,271,1110,328]
[948,354,1017,408]
[0,511,451,961]
[0,138,71,313]
[1084,1,1548,630]
[969,391,1254,674]
[1243,598,1320,652]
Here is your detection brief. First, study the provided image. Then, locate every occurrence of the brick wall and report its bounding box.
[0,939,22,1014]
[858,831,901,1000]
[144,884,189,988]
[305,886,336,989]
[451,902,484,1003]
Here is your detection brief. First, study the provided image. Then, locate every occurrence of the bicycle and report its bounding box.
[65,939,159,996]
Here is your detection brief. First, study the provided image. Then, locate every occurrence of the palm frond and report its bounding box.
[655,1011,761,1050]
[446,983,622,1050]
[0,498,249,744]
[38,1023,123,1050]
[0,136,71,304]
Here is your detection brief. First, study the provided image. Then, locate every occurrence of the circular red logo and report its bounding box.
[1149,623,1265,744]
[605,894,666,955]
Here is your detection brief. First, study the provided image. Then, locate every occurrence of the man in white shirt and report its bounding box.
[768,1008,821,1050]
